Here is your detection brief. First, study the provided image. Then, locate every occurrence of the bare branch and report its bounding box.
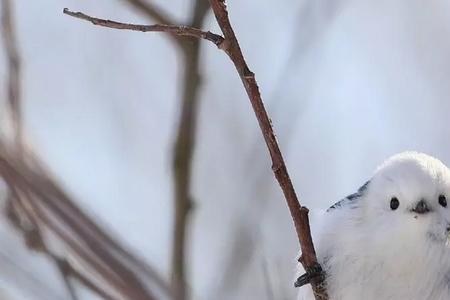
[169,1,211,299]
[64,4,212,299]
[0,145,174,300]
[207,1,327,298]
[63,8,224,47]
[6,191,120,300]
[54,257,80,300]
[53,255,119,300]
[2,3,174,299]
[121,0,181,46]
[63,2,328,298]
[1,0,23,149]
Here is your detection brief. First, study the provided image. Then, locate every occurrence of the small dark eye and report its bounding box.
[439,195,447,207]
[390,197,400,210]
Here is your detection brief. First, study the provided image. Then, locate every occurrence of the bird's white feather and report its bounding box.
[297,152,450,300]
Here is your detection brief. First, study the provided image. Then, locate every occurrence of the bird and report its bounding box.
[297,152,450,300]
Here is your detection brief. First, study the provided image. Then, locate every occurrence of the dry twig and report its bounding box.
[205,2,327,297]
[167,1,210,299]
[5,193,118,300]
[63,1,328,298]
[63,9,222,47]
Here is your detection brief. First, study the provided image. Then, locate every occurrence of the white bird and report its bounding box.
[297,152,450,300]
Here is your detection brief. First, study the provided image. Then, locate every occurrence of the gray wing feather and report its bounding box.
[327,180,370,212]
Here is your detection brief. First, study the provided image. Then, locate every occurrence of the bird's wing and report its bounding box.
[327,180,370,212]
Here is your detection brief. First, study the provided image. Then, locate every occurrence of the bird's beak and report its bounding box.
[411,199,430,214]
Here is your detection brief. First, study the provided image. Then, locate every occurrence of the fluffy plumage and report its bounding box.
[297,152,450,300]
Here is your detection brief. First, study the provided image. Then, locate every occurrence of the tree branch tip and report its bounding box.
[63,8,87,21]
[63,8,75,16]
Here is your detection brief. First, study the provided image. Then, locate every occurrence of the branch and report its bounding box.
[5,192,118,300]
[65,5,213,298]
[207,1,327,297]
[0,148,171,300]
[1,0,23,149]
[169,1,210,299]
[63,8,223,47]
[63,3,328,298]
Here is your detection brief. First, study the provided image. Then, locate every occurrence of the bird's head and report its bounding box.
[361,152,450,250]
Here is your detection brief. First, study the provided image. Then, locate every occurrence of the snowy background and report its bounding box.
[2,0,450,299]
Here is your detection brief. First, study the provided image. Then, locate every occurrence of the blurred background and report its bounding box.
[2,0,450,299]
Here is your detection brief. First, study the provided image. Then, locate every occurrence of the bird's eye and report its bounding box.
[390,197,400,210]
[439,195,447,208]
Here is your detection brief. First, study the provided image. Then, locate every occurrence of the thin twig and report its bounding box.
[122,0,175,25]
[63,8,223,47]
[262,257,276,300]
[63,3,328,298]
[208,1,327,298]
[2,3,173,299]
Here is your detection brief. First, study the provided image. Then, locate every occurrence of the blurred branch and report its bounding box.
[117,1,211,298]
[213,221,256,297]
[54,257,80,300]
[1,0,22,149]
[262,257,275,300]
[168,1,210,300]
[63,1,328,298]
[0,146,176,300]
[122,0,175,25]
[2,3,174,299]
[0,246,67,299]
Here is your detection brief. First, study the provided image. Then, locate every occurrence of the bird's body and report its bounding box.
[297,152,450,300]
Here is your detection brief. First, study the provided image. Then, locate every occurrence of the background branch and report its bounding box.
[168,1,210,300]
[0,146,171,300]
[2,2,174,299]
[1,0,22,149]
[120,1,211,299]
